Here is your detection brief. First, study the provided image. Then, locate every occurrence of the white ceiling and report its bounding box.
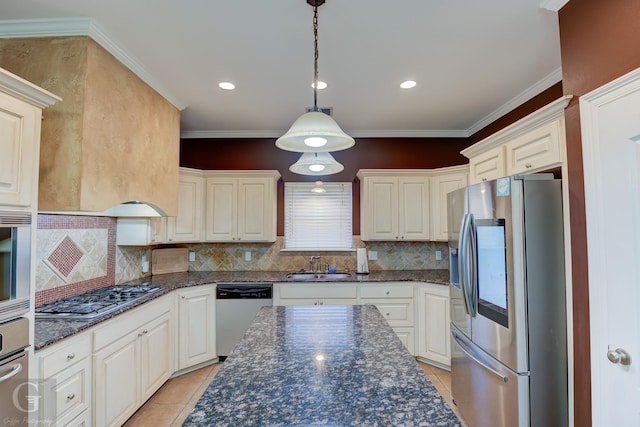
[0,0,562,139]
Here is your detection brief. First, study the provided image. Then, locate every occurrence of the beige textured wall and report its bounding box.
[0,36,179,215]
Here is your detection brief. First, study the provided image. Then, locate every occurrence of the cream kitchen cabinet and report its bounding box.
[416,282,451,369]
[358,170,431,241]
[504,119,564,175]
[36,333,92,427]
[167,168,204,243]
[116,217,167,246]
[468,146,506,184]
[204,171,279,242]
[274,284,358,306]
[0,68,60,208]
[359,283,416,354]
[93,293,173,427]
[177,285,217,371]
[462,95,572,184]
[429,165,469,241]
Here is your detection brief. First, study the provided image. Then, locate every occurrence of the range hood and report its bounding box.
[102,201,167,217]
[0,36,180,217]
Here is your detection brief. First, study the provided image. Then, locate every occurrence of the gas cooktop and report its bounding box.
[35,284,160,320]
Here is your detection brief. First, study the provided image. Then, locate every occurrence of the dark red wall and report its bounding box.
[180,90,561,236]
[559,1,640,425]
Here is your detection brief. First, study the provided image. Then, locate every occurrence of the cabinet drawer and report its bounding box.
[359,285,414,299]
[278,285,357,300]
[41,358,91,424]
[93,294,171,351]
[40,334,91,378]
[361,299,414,327]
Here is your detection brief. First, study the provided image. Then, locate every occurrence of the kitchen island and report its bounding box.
[183,305,461,426]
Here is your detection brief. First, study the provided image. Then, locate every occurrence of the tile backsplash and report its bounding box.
[35,214,449,305]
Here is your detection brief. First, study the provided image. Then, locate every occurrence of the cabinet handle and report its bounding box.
[138,330,148,337]
[525,163,533,169]
[395,236,399,240]
[67,353,75,360]
[482,178,487,182]
[181,295,186,299]
[319,301,323,306]
[168,238,173,242]
[143,329,148,334]
[313,302,318,306]
[386,313,390,316]
[67,393,75,401]
[386,291,390,295]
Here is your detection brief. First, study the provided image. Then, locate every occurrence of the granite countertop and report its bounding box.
[183,305,462,427]
[35,270,450,350]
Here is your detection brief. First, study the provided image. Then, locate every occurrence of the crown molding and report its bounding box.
[180,128,470,139]
[466,67,563,136]
[0,18,187,110]
[0,67,61,108]
[539,0,570,12]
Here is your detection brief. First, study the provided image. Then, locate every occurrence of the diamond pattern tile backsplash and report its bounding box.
[35,214,449,306]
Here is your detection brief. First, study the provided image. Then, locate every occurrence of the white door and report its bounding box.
[580,67,640,426]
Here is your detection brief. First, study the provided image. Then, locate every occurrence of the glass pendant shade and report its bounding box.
[310,181,327,193]
[289,152,344,176]
[276,111,355,153]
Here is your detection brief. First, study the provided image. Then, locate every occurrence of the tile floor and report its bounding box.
[123,361,468,426]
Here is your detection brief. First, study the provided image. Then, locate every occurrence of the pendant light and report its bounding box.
[310,181,327,193]
[275,0,355,153]
[289,152,344,175]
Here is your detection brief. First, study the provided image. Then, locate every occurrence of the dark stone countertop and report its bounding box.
[183,305,462,427]
[35,270,450,351]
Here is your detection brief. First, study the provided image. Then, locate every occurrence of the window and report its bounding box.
[284,182,352,250]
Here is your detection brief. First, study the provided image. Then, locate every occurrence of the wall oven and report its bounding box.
[0,211,32,323]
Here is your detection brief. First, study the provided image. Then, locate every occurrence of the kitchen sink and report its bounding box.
[286,272,353,281]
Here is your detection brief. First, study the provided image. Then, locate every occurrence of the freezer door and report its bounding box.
[451,326,529,427]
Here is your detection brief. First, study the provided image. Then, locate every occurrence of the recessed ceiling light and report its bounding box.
[400,80,417,89]
[311,81,327,90]
[218,81,236,90]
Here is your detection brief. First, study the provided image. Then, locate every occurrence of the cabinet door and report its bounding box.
[167,173,203,242]
[237,178,272,242]
[393,327,415,355]
[204,178,237,241]
[417,285,451,368]
[116,217,167,246]
[93,332,140,427]
[140,313,173,402]
[505,120,563,175]
[178,286,216,369]
[430,172,468,241]
[398,177,430,240]
[0,92,41,208]
[469,146,506,184]
[363,177,398,240]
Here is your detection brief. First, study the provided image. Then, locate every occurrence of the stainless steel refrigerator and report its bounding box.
[447,174,568,427]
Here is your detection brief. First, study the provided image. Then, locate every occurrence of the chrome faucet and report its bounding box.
[310,256,321,273]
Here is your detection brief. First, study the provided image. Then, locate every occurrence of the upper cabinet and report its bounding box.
[204,171,280,242]
[0,37,180,215]
[462,95,572,184]
[358,170,431,241]
[429,166,469,241]
[0,68,60,209]
[167,169,204,243]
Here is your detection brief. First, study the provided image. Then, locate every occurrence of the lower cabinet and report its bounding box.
[275,284,358,306]
[416,283,451,369]
[177,285,217,370]
[359,283,415,354]
[93,294,173,427]
[36,333,92,427]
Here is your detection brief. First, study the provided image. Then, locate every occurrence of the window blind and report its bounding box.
[284,182,353,250]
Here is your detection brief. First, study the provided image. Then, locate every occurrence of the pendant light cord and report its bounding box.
[312,5,319,112]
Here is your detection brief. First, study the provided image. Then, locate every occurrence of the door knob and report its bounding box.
[607,348,632,365]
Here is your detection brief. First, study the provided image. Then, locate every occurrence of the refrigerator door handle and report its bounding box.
[468,213,478,316]
[451,329,509,383]
[458,213,472,315]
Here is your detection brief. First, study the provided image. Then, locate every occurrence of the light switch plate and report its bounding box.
[189,251,196,262]
[435,250,442,260]
[245,251,251,261]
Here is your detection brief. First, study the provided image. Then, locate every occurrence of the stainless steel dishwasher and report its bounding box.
[216,283,273,359]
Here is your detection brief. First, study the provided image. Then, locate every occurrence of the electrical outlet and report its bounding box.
[189,251,196,262]
[141,255,149,273]
[368,250,378,261]
[245,251,251,261]
[435,250,442,261]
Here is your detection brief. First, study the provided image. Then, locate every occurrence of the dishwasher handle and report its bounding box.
[216,284,273,299]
